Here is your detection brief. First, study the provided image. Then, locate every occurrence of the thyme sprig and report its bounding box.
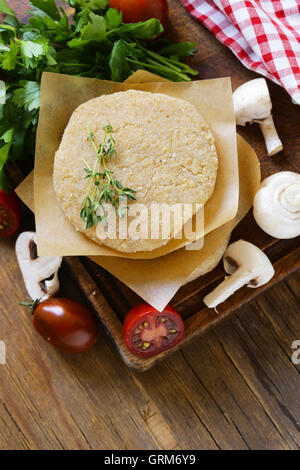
[80,125,136,229]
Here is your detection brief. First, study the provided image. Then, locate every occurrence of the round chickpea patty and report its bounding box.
[53,90,218,253]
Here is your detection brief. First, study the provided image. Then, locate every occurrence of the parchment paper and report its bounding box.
[33,71,239,258]
[17,71,261,310]
[16,133,260,311]
[90,135,260,310]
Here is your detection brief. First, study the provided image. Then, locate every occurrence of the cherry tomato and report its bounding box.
[33,298,99,354]
[109,0,169,29]
[124,303,184,357]
[0,189,21,237]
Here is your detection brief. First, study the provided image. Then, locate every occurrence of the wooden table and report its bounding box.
[0,0,299,450]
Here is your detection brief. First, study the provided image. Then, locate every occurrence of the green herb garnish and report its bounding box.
[80,124,136,229]
[0,0,197,190]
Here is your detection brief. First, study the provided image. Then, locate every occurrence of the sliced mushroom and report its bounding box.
[204,240,274,308]
[253,171,300,239]
[233,78,283,157]
[16,232,62,301]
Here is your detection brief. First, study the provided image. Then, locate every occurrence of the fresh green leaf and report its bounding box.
[1,127,13,143]
[0,0,15,17]
[40,15,70,42]
[109,39,136,82]
[81,12,106,41]
[0,24,16,35]
[25,16,47,35]
[46,53,57,65]
[59,7,69,29]
[13,81,40,112]
[159,42,196,59]
[0,142,12,173]
[20,38,48,59]
[4,13,19,28]
[69,0,108,11]
[29,0,60,21]
[10,128,26,159]
[67,37,91,49]
[1,40,19,71]
[0,34,10,51]
[106,8,122,30]
[117,18,163,40]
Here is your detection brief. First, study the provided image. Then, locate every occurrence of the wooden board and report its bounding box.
[5,0,300,371]
[1,227,299,449]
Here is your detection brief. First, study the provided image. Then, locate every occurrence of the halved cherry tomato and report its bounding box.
[109,0,169,29]
[0,189,21,237]
[124,303,184,357]
[32,298,99,354]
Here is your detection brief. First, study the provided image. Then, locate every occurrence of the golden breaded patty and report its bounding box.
[53,90,218,252]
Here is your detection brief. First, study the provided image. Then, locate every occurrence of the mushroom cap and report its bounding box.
[16,232,62,301]
[253,171,300,239]
[233,78,272,126]
[223,240,275,288]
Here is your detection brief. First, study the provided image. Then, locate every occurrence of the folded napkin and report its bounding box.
[180,0,300,104]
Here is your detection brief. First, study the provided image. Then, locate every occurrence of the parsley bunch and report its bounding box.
[0,0,197,189]
[81,125,136,228]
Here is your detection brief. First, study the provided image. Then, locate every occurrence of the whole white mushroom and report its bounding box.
[16,232,62,301]
[204,240,275,309]
[253,171,300,239]
[233,78,283,157]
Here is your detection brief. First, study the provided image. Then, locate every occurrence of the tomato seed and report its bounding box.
[143,322,148,327]
[0,207,9,230]
[142,342,151,350]
[169,329,177,334]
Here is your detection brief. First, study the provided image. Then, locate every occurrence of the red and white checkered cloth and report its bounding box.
[180,0,300,104]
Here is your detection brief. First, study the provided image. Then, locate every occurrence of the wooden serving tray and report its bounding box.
[63,221,300,371]
[7,0,300,370]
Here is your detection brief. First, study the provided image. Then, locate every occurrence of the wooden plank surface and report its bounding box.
[1,223,299,449]
[0,0,299,450]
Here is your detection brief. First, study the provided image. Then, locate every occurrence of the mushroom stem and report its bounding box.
[258,116,283,157]
[16,232,62,301]
[233,78,283,157]
[204,271,253,308]
[203,240,275,309]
